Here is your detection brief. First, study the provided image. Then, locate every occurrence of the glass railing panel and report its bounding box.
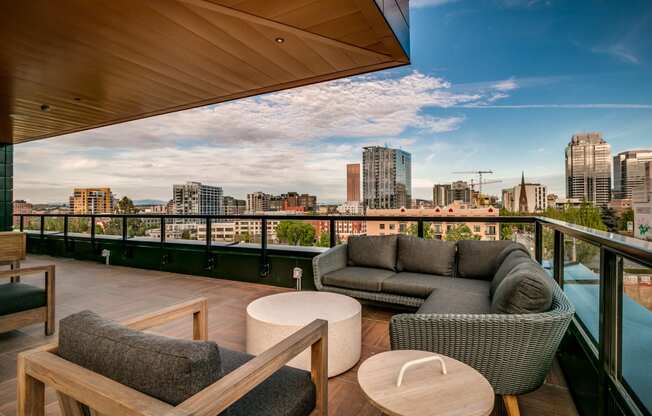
[163,218,201,244]
[126,216,160,242]
[541,225,555,275]
[270,219,321,249]
[42,216,64,235]
[94,216,123,240]
[563,236,601,344]
[68,216,92,238]
[620,257,652,413]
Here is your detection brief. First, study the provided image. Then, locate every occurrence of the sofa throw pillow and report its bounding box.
[457,240,514,280]
[347,235,398,271]
[491,263,553,314]
[490,250,532,297]
[57,310,222,405]
[396,236,456,276]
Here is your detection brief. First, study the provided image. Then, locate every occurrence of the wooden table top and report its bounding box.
[357,350,494,416]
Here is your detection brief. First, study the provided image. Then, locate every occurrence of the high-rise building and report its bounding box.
[433,184,451,207]
[449,181,471,204]
[363,146,412,209]
[223,196,246,215]
[565,132,612,206]
[613,150,652,199]
[502,173,547,213]
[246,192,271,212]
[69,188,114,214]
[12,200,32,226]
[173,182,223,215]
[346,163,361,202]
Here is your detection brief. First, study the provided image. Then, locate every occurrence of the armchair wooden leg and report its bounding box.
[503,395,520,416]
[45,267,55,336]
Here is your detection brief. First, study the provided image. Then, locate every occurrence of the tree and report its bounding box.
[600,207,618,232]
[317,232,331,247]
[407,223,433,239]
[276,220,316,246]
[115,196,139,214]
[445,224,480,241]
[181,229,192,240]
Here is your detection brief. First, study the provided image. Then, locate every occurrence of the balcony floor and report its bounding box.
[0,256,579,416]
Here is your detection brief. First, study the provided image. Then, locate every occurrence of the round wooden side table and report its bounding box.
[358,350,494,416]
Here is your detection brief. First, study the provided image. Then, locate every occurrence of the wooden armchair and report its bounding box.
[17,297,328,416]
[0,265,55,336]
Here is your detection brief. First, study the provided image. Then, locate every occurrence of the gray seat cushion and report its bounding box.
[382,272,451,298]
[220,348,315,416]
[57,310,222,405]
[417,288,492,315]
[322,267,395,292]
[491,262,554,314]
[396,236,456,276]
[347,235,398,271]
[457,240,515,280]
[0,282,46,316]
[491,250,533,297]
[446,278,491,296]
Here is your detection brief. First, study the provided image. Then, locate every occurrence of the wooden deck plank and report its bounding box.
[0,255,579,416]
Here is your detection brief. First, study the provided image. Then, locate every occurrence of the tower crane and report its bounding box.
[452,170,499,194]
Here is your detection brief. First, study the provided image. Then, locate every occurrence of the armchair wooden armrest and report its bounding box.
[0,264,55,336]
[17,297,329,416]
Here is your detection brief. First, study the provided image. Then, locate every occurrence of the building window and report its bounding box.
[474,225,481,233]
[380,223,385,230]
[399,224,406,233]
[389,224,395,230]
[487,225,496,235]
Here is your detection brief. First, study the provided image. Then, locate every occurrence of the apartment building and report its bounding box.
[69,188,114,214]
[366,202,500,240]
[633,161,652,241]
[173,182,223,216]
[347,163,361,202]
[502,173,547,213]
[246,192,271,212]
[223,196,246,215]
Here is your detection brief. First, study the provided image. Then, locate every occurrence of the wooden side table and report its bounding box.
[358,350,494,416]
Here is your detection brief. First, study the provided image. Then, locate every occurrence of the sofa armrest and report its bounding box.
[312,244,347,290]
[389,305,573,395]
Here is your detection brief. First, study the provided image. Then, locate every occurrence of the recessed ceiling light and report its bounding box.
[275,37,285,44]
[40,104,50,112]
[74,97,81,101]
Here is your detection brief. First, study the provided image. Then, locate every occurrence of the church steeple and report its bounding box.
[518,171,529,212]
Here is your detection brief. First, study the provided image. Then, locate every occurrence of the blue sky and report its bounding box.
[15,0,652,203]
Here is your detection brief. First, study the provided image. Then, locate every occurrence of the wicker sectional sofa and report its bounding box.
[312,235,575,412]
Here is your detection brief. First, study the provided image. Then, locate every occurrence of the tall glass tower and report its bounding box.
[362,146,412,209]
[565,132,612,206]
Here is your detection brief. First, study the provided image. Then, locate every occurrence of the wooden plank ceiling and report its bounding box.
[0,0,409,144]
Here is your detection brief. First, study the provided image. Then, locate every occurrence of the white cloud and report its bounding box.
[493,78,519,91]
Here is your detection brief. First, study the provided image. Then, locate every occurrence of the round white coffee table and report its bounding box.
[358,350,494,416]
[246,291,361,377]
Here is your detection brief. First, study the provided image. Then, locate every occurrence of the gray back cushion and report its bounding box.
[347,235,398,271]
[491,263,553,314]
[396,236,456,276]
[457,240,514,280]
[57,310,222,405]
[490,250,532,297]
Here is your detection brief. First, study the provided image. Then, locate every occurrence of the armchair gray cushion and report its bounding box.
[491,262,554,314]
[495,242,530,269]
[417,288,492,315]
[396,236,456,276]
[0,282,46,316]
[347,235,398,271]
[57,310,222,405]
[322,267,395,292]
[491,250,533,297]
[457,240,514,280]
[219,348,315,416]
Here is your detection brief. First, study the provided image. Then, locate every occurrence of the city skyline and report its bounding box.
[12,0,652,203]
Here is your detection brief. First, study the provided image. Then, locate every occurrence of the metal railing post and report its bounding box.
[160,217,166,244]
[90,215,96,247]
[19,215,24,232]
[417,220,424,238]
[122,216,128,241]
[260,218,269,277]
[64,215,69,249]
[553,229,564,286]
[40,215,44,238]
[534,220,543,263]
[329,218,336,247]
[598,248,621,416]
[205,217,212,249]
